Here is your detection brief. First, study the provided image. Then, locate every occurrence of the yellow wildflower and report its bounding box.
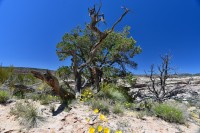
[94,108,99,114]
[89,127,95,133]
[86,118,90,122]
[104,127,110,133]
[99,114,105,121]
[97,125,103,132]
[115,130,123,133]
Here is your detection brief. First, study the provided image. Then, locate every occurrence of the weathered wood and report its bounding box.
[31,70,75,100]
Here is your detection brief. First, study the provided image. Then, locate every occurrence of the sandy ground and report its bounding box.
[0,101,199,133]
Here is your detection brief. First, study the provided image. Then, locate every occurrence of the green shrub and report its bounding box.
[0,90,9,103]
[113,104,124,115]
[25,93,60,105]
[39,94,60,105]
[90,99,110,115]
[125,74,137,87]
[153,103,186,124]
[99,83,131,103]
[10,101,45,128]
[10,102,27,116]
[124,102,136,110]
[136,111,146,120]
[80,88,94,102]
[0,65,14,85]
[15,73,37,85]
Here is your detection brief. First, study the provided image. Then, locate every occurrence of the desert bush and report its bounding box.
[80,88,94,102]
[113,104,124,115]
[56,66,72,79]
[37,82,52,93]
[25,93,60,105]
[0,90,9,103]
[39,94,60,105]
[10,101,45,128]
[124,102,136,110]
[31,94,60,105]
[153,103,187,124]
[25,73,37,84]
[10,102,27,116]
[15,73,37,85]
[125,73,137,87]
[99,83,131,103]
[136,111,146,120]
[90,99,110,115]
[0,65,14,85]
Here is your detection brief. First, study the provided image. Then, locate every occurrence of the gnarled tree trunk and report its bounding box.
[74,70,82,97]
[31,70,75,100]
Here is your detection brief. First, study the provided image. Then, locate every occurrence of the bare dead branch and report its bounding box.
[109,8,130,33]
[145,53,179,102]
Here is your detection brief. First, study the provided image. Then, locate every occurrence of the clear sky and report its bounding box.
[0,0,200,74]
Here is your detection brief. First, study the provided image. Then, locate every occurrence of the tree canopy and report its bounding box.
[56,26,141,92]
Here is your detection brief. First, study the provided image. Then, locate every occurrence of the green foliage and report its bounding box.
[10,102,27,116]
[153,103,187,124]
[0,90,9,103]
[87,83,135,115]
[112,104,124,115]
[10,101,45,128]
[29,94,60,105]
[40,95,60,105]
[137,100,154,111]
[100,26,142,71]
[56,66,72,79]
[0,65,14,85]
[80,88,94,102]
[99,83,131,103]
[13,91,25,99]
[15,73,37,85]
[56,26,142,87]
[125,73,137,87]
[37,82,50,92]
[90,99,110,115]
[124,102,136,110]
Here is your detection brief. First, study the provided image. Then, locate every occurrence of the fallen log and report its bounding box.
[31,70,75,100]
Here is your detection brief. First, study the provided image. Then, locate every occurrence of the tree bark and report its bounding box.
[74,71,82,97]
[31,70,75,100]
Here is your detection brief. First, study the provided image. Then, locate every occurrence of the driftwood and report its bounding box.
[31,70,75,100]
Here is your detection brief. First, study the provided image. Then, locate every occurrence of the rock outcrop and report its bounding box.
[128,76,200,105]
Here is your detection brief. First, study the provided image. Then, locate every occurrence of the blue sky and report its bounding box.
[0,0,200,74]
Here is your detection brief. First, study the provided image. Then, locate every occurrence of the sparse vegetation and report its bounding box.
[0,1,199,133]
[90,99,110,115]
[113,104,124,115]
[99,83,131,103]
[152,102,187,124]
[136,111,146,120]
[27,93,60,105]
[0,65,14,85]
[10,101,45,128]
[0,90,9,103]
[125,73,137,87]
[80,88,94,102]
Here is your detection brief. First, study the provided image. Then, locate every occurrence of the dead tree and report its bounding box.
[146,54,186,102]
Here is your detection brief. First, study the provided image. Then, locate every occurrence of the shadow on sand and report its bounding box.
[52,102,68,116]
